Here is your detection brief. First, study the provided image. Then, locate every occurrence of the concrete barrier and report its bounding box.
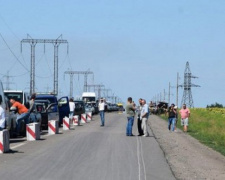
[0,129,10,153]
[73,115,79,126]
[26,123,40,141]
[63,117,71,130]
[48,120,59,135]
[86,112,92,122]
[80,114,87,124]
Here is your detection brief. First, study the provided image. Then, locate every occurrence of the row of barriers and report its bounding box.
[0,112,93,153]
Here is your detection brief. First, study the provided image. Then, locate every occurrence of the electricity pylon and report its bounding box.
[180,62,200,108]
[21,34,68,95]
[64,70,94,98]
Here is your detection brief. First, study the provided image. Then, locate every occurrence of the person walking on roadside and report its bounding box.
[69,98,75,119]
[98,98,105,126]
[10,98,30,135]
[179,104,190,132]
[0,96,5,131]
[137,98,144,136]
[125,97,135,136]
[167,103,177,132]
[140,99,150,137]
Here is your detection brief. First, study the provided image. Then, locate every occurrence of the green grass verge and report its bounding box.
[159,108,225,156]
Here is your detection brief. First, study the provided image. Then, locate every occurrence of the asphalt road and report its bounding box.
[0,112,175,180]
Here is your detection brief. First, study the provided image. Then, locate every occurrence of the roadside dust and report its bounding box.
[148,115,225,180]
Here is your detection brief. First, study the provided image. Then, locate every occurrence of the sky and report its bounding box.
[0,0,225,107]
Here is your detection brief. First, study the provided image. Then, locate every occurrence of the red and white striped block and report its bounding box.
[73,115,79,126]
[48,120,59,135]
[0,130,10,153]
[63,117,71,130]
[86,112,92,122]
[80,114,87,124]
[26,123,40,141]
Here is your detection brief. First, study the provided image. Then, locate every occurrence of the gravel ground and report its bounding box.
[148,115,225,180]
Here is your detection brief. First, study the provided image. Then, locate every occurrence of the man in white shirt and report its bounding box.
[141,99,149,137]
[98,98,105,126]
[69,98,75,119]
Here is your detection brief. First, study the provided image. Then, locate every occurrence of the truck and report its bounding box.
[82,92,96,103]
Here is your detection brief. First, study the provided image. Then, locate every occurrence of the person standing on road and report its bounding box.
[125,97,135,136]
[69,98,75,119]
[98,98,105,126]
[179,104,190,132]
[0,96,5,131]
[137,98,144,136]
[29,93,36,113]
[10,98,30,135]
[167,103,177,132]
[140,99,149,137]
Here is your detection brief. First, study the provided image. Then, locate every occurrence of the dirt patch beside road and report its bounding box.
[149,115,225,180]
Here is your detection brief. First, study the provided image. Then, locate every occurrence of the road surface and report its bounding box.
[0,112,175,180]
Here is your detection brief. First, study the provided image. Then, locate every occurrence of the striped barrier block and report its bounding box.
[48,120,59,135]
[26,123,40,141]
[86,112,92,122]
[0,130,10,153]
[63,117,71,130]
[80,114,87,124]
[73,115,79,126]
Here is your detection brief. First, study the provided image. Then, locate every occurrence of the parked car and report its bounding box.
[35,94,70,126]
[74,100,85,119]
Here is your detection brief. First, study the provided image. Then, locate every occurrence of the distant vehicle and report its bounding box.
[82,92,96,103]
[74,100,85,119]
[35,94,70,125]
[4,90,29,108]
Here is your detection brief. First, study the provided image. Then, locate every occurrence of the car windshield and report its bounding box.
[4,92,23,104]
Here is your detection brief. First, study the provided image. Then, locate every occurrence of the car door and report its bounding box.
[58,96,70,124]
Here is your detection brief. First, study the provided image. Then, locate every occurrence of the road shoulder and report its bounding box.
[149,115,225,180]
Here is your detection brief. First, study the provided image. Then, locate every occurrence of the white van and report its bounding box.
[4,90,29,108]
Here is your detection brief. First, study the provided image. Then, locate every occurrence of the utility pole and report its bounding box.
[168,82,171,107]
[180,62,200,108]
[21,34,68,95]
[64,70,94,98]
[2,71,14,90]
[176,72,179,107]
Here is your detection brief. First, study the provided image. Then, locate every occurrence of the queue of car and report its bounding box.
[0,80,123,139]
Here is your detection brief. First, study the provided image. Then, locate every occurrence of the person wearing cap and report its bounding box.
[179,104,190,132]
[98,98,105,126]
[167,103,177,132]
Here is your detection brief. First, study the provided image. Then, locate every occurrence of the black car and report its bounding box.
[74,100,85,119]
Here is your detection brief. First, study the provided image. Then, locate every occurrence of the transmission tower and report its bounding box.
[64,70,94,98]
[180,62,200,108]
[86,84,104,99]
[21,34,68,95]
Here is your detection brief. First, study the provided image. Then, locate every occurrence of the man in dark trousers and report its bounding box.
[137,98,144,136]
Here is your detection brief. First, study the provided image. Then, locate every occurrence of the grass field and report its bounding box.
[160,108,225,156]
